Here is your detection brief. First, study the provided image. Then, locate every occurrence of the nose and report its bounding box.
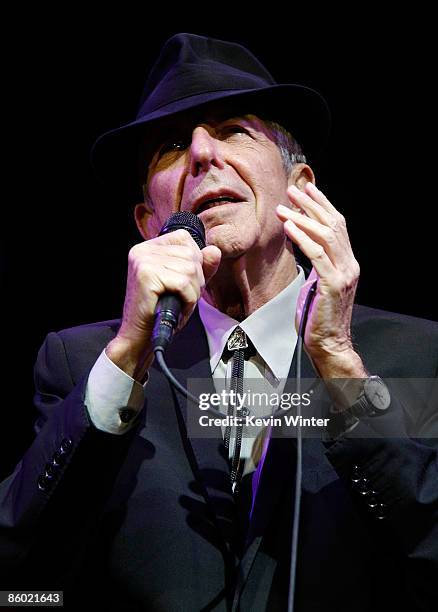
[189,125,225,176]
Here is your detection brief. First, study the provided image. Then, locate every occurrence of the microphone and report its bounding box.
[152,211,206,352]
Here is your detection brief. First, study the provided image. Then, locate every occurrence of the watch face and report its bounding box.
[364,376,391,411]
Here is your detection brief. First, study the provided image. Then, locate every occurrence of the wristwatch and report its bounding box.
[346,375,391,418]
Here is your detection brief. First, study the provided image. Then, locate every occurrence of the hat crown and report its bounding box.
[138,33,276,118]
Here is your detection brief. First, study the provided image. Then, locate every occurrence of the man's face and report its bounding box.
[144,111,292,260]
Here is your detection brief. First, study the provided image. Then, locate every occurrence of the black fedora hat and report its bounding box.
[90,33,331,199]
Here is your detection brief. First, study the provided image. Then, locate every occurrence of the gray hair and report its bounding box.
[262,119,306,175]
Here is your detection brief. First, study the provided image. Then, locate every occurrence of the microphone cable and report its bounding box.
[287,279,317,612]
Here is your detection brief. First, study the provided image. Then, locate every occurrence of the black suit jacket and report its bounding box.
[1,304,437,611]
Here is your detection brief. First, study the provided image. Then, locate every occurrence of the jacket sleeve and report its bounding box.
[0,330,138,588]
[324,379,438,606]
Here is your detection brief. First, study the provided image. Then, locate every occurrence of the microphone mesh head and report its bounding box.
[159,211,206,250]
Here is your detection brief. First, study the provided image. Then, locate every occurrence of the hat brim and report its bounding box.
[90,84,331,200]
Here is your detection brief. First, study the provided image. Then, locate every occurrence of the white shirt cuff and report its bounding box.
[85,349,147,435]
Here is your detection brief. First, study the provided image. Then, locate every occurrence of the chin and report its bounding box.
[206,224,254,258]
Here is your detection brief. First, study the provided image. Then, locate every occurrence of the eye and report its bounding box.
[158,138,190,156]
[222,124,250,136]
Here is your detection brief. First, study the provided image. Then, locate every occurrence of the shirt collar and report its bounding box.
[198,266,306,381]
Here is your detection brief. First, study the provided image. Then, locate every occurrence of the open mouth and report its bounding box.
[196,195,241,215]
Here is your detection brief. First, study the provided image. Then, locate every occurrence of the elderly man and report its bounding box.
[1,33,437,612]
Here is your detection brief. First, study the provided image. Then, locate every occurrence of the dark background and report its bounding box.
[2,12,436,476]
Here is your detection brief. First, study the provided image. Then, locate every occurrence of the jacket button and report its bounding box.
[60,438,73,453]
[372,503,387,520]
[37,475,50,491]
[352,476,370,495]
[119,408,137,423]
[366,491,379,509]
[52,450,66,466]
[44,462,57,477]
[351,466,362,485]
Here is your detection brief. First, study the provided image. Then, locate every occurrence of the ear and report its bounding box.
[287,163,316,191]
[134,203,160,240]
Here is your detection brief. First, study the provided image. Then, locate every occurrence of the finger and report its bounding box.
[201,245,222,284]
[295,276,319,336]
[303,183,354,248]
[297,274,318,315]
[297,269,319,307]
[304,182,340,215]
[286,185,334,226]
[143,247,205,288]
[152,268,201,311]
[277,207,345,265]
[283,219,334,280]
[147,243,204,265]
[306,267,318,284]
[157,256,206,289]
[150,229,204,262]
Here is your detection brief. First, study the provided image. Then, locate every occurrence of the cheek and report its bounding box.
[236,151,288,207]
[148,171,181,222]
[258,164,288,201]
[246,162,289,239]
[249,171,289,227]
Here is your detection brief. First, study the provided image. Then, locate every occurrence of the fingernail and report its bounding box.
[307,182,317,191]
[277,204,290,213]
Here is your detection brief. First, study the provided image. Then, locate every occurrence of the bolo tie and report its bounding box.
[223,326,256,493]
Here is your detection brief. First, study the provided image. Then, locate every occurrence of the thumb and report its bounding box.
[306,267,318,284]
[201,245,222,283]
[295,268,318,332]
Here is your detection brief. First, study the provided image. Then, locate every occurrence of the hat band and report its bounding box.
[138,66,271,118]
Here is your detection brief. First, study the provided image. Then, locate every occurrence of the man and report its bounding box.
[1,33,437,611]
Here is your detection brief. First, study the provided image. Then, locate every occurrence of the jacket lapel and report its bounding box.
[163,308,237,551]
[234,344,340,605]
[245,345,316,542]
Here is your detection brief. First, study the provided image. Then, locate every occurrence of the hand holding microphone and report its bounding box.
[152,212,211,351]
[106,212,221,381]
